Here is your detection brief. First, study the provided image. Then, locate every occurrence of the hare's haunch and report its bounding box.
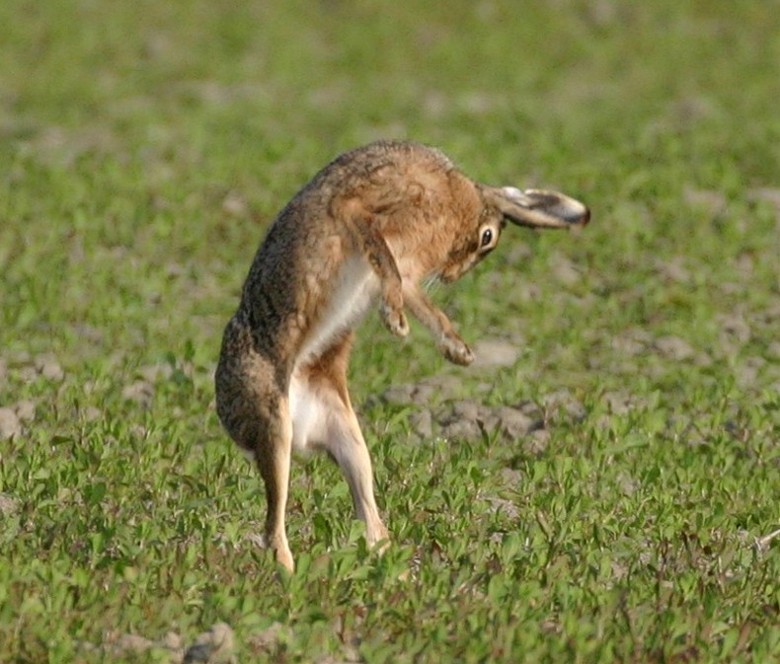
[215,140,589,571]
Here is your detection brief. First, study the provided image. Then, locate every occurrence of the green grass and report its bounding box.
[2,0,780,661]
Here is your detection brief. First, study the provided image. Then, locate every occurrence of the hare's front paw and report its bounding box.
[381,302,410,337]
[441,334,474,366]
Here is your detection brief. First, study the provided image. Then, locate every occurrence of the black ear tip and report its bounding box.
[556,197,590,226]
[574,205,591,226]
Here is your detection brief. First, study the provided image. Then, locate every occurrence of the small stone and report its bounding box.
[485,495,521,520]
[656,256,691,284]
[549,252,581,287]
[115,634,155,655]
[0,492,20,516]
[409,409,433,440]
[655,335,696,361]
[542,390,586,422]
[525,429,550,456]
[617,472,639,497]
[747,187,780,209]
[602,391,635,415]
[436,399,488,441]
[450,400,481,423]
[247,622,287,653]
[18,367,38,384]
[8,350,30,364]
[36,354,64,381]
[420,374,462,399]
[0,407,22,440]
[478,408,501,434]
[184,623,235,664]
[162,631,184,651]
[380,383,417,406]
[184,643,211,662]
[516,400,544,419]
[499,468,524,488]
[471,338,520,369]
[222,191,249,218]
[83,406,102,422]
[717,313,752,344]
[122,380,155,408]
[496,406,535,440]
[411,382,441,405]
[684,187,727,214]
[139,363,174,383]
[611,333,646,356]
[440,417,482,442]
[14,400,36,422]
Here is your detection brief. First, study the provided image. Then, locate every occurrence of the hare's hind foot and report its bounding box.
[366,522,390,553]
[290,350,389,552]
[248,530,295,572]
[266,533,295,572]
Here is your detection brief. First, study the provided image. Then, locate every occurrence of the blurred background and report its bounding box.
[3,0,780,429]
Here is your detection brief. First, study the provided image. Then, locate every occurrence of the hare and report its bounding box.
[215,140,589,571]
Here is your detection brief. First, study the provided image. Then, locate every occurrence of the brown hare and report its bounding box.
[215,140,589,571]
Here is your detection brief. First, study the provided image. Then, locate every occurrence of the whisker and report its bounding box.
[423,275,442,293]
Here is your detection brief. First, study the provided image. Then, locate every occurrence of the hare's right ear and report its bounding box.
[481,185,590,229]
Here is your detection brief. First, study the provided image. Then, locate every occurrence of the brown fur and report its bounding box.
[215,140,589,571]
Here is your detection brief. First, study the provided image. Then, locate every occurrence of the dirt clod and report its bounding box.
[15,400,36,422]
[35,354,64,381]
[0,408,22,440]
[654,335,696,361]
[0,493,20,516]
[436,400,542,443]
[409,409,433,438]
[246,622,289,655]
[91,623,235,663]
[471,338,521,368]
[122,380,155,408]
[184,622,235,664]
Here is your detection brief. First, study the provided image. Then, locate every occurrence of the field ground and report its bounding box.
[2,1,780,661]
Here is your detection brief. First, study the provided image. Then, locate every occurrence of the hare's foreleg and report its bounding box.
[404,286,474,366]
[350,218,409,338]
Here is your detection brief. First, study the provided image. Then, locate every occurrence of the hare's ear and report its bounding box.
[481,185,590,229]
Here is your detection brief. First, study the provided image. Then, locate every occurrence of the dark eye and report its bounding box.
[481,228,493,247]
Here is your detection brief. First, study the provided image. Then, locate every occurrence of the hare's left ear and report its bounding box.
[481,185,590,229]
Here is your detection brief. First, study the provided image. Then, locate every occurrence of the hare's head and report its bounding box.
[438,184,590,282]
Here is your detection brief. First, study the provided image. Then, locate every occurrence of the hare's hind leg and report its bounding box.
[325,399,388,546]
[216,320,295,571]
[229,392,294,571]
[254,397,295,572]
[293,336,389,548]
[217,375,294,570]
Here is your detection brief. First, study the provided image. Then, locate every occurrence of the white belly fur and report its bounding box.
[297,256,378,365]
[289,256,378,453]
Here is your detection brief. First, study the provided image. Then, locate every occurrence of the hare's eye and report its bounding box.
[481,228,493,247]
